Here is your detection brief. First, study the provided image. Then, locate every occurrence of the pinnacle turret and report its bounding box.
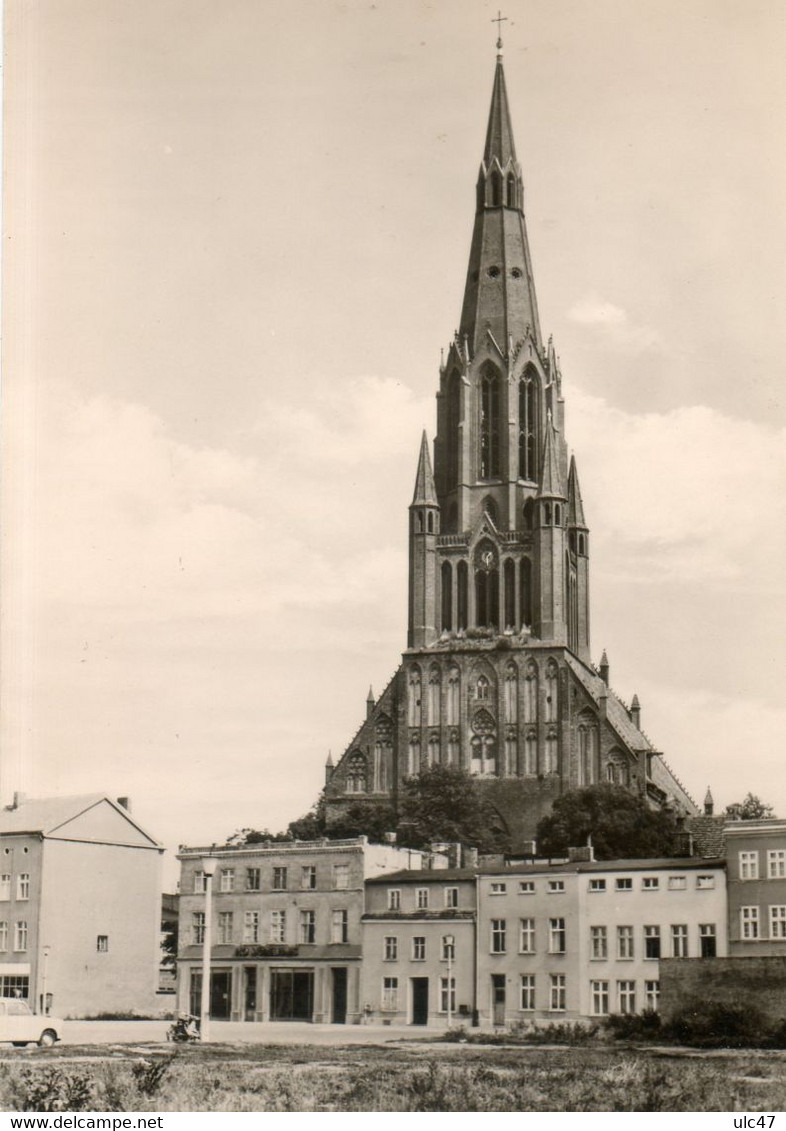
[537,415,566,499]
[568,455,587,528]
[411,431,438,506]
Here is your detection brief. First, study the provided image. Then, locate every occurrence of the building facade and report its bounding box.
[361,869,477,1027]
[176,837,425,1024]
[725,819,786,956]
[323,49,696,846]
[0,793,163,1018]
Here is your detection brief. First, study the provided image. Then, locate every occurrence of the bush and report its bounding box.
[662,1001,766,1048]
[604,1011,662,1041]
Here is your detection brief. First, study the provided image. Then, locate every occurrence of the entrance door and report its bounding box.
[190,971,232,1019]
[411,977,429,1025]
[270,969,314,1021]
[492,974,506,1025]
[243,967,257,1021]
[331,968,347,1024]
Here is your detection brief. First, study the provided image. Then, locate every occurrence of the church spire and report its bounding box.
[411,431,438,505]
[459,55,542,356]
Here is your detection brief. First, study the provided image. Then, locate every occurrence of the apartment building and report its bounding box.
[475,858,726,1025]
[176,837,424,1023]
[0,793,163,1017]
[361,869,476,1026]
[725,819,786,955]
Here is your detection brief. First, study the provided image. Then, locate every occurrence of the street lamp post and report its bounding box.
[40,945,51,1016]
[445,934,455,1030]
[199,856,218,1042]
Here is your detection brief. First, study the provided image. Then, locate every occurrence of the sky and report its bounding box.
[2,0,784,889]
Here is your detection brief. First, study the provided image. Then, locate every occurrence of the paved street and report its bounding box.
[59,1019,432,1046]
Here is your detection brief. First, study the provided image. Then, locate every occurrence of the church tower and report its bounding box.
[324,46,697,843]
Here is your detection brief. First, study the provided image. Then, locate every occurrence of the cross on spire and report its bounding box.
[492,10,507,52]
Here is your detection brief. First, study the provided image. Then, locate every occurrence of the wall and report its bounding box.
[660,957,786,1024]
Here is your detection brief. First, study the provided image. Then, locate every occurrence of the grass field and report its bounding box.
[1,1041,786,1112]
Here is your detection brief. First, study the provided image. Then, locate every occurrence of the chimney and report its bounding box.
[599,650,609,686]
[383,831,397,844]
[462,846,479,870]
[630,693,641,729]
[116,796,131,812]
[366,686,375,719]
[568,845,595,863]
[704,787,714,817]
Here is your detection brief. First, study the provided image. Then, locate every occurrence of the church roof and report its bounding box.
[483,55,517,168]
[564,654,653,752]
[411,431,438,506]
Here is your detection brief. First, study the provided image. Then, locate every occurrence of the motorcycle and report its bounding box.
[166,1014,201,1043]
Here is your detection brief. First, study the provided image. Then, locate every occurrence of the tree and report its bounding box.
[536,784,680,860]
[725,793,775,821]
[324,801,397,842]
[397,765,510,854]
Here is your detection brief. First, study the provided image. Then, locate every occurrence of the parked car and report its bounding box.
[0,998,62,1047]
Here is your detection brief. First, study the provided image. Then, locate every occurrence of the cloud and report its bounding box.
[567,295,661,353]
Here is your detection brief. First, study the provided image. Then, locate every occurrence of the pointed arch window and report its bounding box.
[578,716,597,787]
[427,511,435,533]
[543,502,552,526]
[504,662,517,724]
[447,729,460,767]
[520,557,533,628]
[476,674,491,701]
[503,559,516,630]
[346,752,367,794]
[428,733,441,766]
[480,368,501,478]
[523,498,534,530]
[471,735,497,776]
[504,730,517,777]
[446,666,460,726]
[482,496,498,525]
[518,369,539,480]
[506,173,516,209]
[441,561,453,632]
[446,371,461,488]
[475,566,499,629]
[545,730,558,774]
[545,660,559,723]
[407,667,422,727]
[524,730,538,775]
[457,561,469,631]
[491,170,502,207]
[408,735,420,777]
[427,665,441,726]
[524,661,538,723]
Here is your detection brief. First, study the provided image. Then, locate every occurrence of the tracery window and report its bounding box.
[476,674,491,701]
[480,368,501,478]
[346,751,367,794]
[518,368,538,480]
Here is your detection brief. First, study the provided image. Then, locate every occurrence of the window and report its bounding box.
[412,936,426,961]
[590,925,607,960]
[699,923,717,957]
[739,851,759,881]
[548,880,565,894]
[591,980,609,1016]
[0,876,9,901]
[549,918,566,954]
[416,888,429,910]
[491,919,506,954]
[770,906,786,939]
[617,925,634,960]
[549,974,566,1012]
[272,867,287,891]
[244,911,260,943]
[331,909,349,944]
[384,936,398,961]
[671,924,689,957]
[696,875,715,890]
[741,906,760,940]
[96,935,109,953]
[219,868,235,893]
[520,974,536,1011]
[438,935,454,961]
[642,877,659,891]
[299,910,316,944]
[218,912,234,944]
[615,878,632,892]
[588,879,606,893]
[668,876,687,891]
[768,851,786,879]
[245,867,261,892]
[644,926,661,960]
[382,977,398,1011]
[440,977,456,1014]
[16,874,29,901]
[519,881,535,894]
[388,889,401,911]
[519,918,535,954]
[645,980,660,1011]
[193,871,207,894]
[301,866,317,891]
[0,922,7,950]
[13,922,27,953]
[489,882,507,896]
[444,887,459,909]
[479,367,501,478]
[617,980,636,1015]
[333,864,349,890]
[191,912,205,945]
[270,910,286,944]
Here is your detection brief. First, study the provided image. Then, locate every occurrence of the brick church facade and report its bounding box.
[324,51,696,846]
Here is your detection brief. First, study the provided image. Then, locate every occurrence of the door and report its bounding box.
[211,972,232,1019]
[492,974,506,1025]
[243,967,257,1021]
[411,977,429,1025]
[331,968,347,1024]
[270,969,314,1021]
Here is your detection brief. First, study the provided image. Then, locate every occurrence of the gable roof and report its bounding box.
[0,794,161,849]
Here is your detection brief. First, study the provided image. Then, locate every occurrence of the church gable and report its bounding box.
[327,672,399,800]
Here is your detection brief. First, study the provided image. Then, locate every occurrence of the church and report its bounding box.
[323,47,697,847]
